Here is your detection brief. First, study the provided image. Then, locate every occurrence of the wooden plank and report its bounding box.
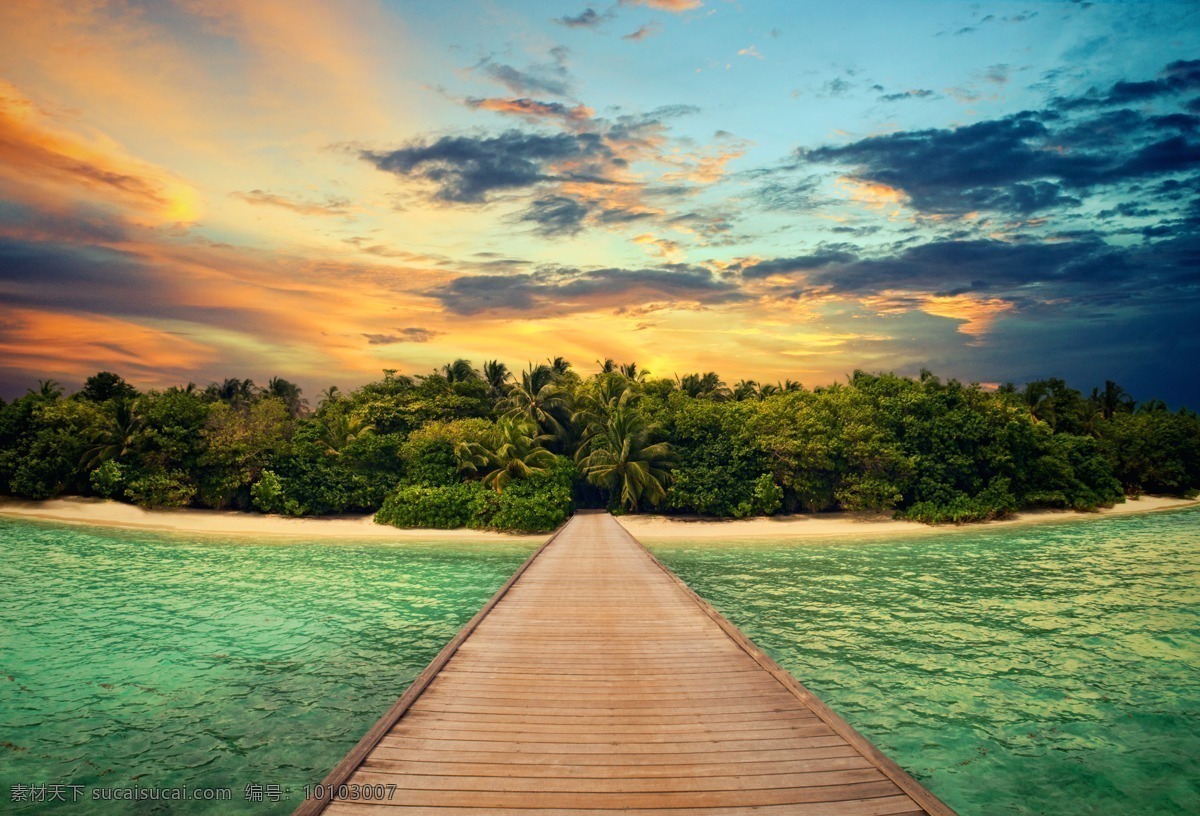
[324,794,923,816]
[327,776,904,808]
[349,767,887,793]
[296,512,957,816]
[359,755,874,778]
[365,744,861,767]
[324,801,921,811]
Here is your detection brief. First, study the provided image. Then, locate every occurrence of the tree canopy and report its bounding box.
[1,360,1196,532]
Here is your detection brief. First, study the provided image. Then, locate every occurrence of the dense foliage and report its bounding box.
[1,364,1196,532]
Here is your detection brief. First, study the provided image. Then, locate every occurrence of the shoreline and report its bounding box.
[0,496,543,542]
[616,495,1200,541]
[0,494,1196,543]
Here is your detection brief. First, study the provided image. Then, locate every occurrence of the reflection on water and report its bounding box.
[649,508,1200,816]
[0,519,534,814]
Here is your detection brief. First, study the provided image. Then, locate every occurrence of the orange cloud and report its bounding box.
[860,291,1015,341]
[467,97,595,124]
[0,309,214,386]
[231,189,351,217]
[837,176,908,212]
[622,0,703,10]
[916,293,1015,340]
[0,80,201,225]
[633,233,685,261]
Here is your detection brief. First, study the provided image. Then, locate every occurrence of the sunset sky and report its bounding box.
[2,0,1198,405]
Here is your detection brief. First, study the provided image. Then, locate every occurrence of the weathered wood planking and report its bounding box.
[295,511,957,816]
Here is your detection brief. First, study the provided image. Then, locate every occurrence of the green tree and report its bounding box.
[265,377,306,417]
[482,360,510,400]
[676,372,731,401]
[459,417,557,493]
[81,398,141,469]
[576,406,673,511]
[502,363,570,438]
[441,359,480,383]
[80,372,137,403]
[197,397,293,508]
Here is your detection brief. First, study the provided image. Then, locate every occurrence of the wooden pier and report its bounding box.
[295,511,956,816]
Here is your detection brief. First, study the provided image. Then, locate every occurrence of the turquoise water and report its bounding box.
[0,518,535,814]
[649,508,1200,816]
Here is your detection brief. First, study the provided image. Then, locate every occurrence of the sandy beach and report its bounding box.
[616,495,1200,540]
[1,494,1196,543]
[0,496,543,542]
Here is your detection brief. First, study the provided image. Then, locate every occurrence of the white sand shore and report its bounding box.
[616,495,1200,541]
[0,496,542,542]
[0,494,1195,543]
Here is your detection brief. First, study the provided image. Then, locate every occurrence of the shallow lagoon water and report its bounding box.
[2,509,1197,815]
[648,507,1200,816]
[0,518,535,814]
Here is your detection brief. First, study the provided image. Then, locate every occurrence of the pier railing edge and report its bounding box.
[614,515,960,816]
[291,514,576,816]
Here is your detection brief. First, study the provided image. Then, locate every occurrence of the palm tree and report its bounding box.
[733,379,759,401]
[29,379,63,401]
[266,376,306,416]
[319,410,372,454]
[548,357,573,377]
[757,382,780,398]
[482,360,510,400]
[1090,380,1135,419]
[1022,381,1052,424]
[502,363,569,437]
[597,358,617,374]
[576,406,674,512]
[619,362,648,381]
[441,359,480,383]
[319,385,341,406]
[458,417,556,493]
[209,378,256,406]
[573,373,637,431]
[82,399,141,468]
[781,379,804,392]
[677,372,731,401]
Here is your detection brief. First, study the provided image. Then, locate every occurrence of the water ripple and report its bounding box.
[0,519,534,814]
[650,508,1200,816]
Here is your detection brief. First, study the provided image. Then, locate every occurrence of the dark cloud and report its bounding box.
[740,250,857,279]
[473,50,573,98]
[1056,59,1200,110]
[822,78,853,97]
[555,8,609,28]
[879,89,937,103]
[800,232,1200,308]
[482,63,570,97]
[0,238,257,330]
[518,195,591,236]
[623,23,662,42]
[949,11,1038,36]
[363,328,440,344]
[435,265,744,315]
[801,67,1200,216]
[365,103,720,237]
[361,130,614,203]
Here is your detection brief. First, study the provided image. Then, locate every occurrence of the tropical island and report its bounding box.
[1,361,1196,535]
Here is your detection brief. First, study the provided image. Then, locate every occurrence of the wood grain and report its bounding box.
[296,511,957,816]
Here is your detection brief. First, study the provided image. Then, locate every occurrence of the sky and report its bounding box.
[1,0,1198,406]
